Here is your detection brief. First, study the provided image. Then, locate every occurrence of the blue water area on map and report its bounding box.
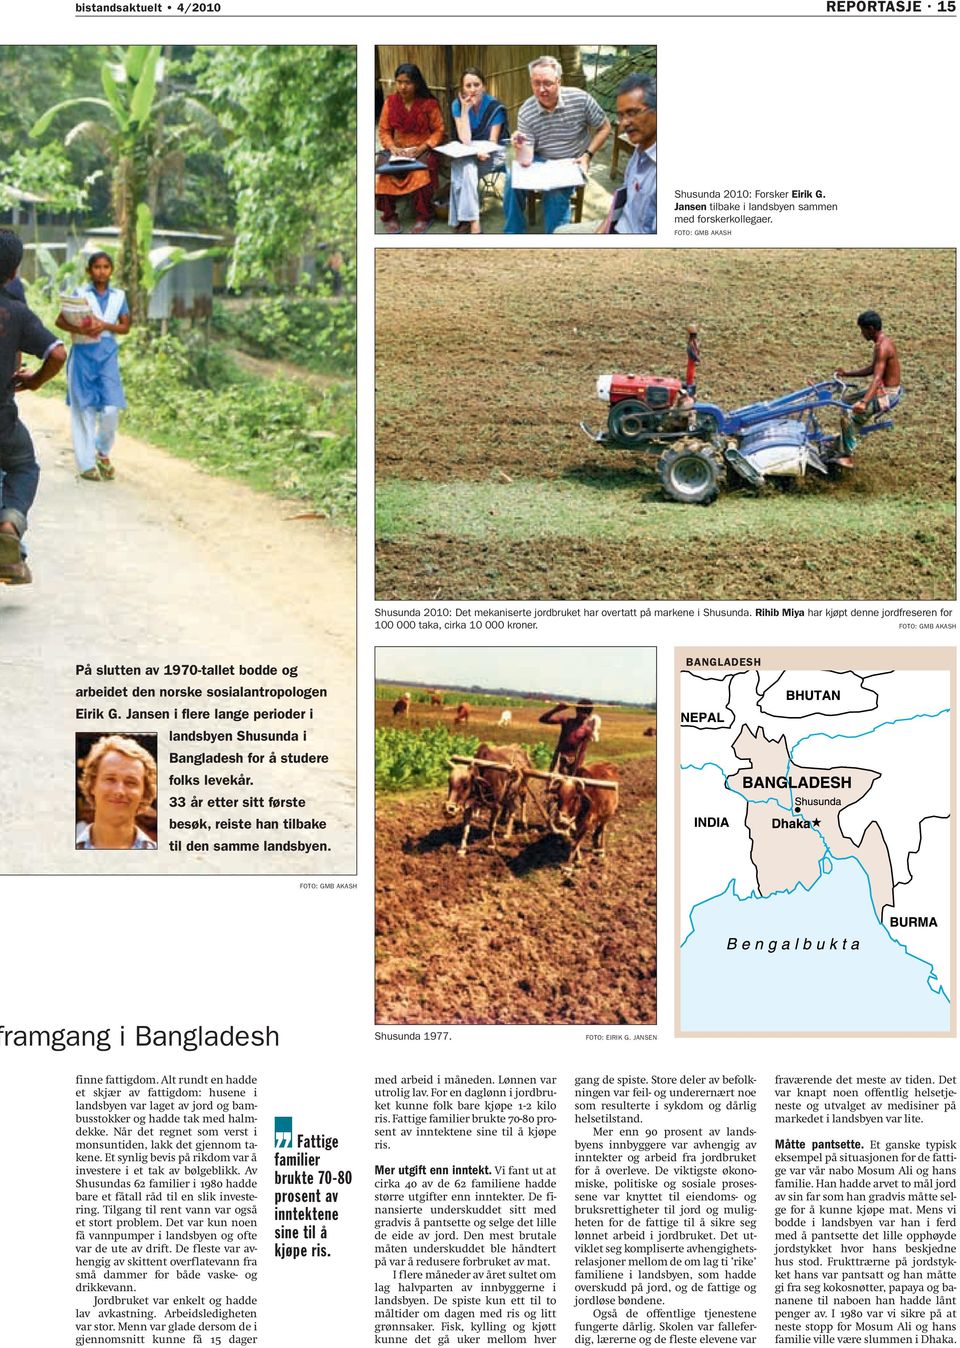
[681,856,949,1033]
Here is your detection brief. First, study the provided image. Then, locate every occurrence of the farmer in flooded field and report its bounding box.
[834,310,902,465]
[540,698,595,775]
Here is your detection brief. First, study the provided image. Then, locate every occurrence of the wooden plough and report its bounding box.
[447,754,619,830]
[444,754,622,868]
[447,755,619,792]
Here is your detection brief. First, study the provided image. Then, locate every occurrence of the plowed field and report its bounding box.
[375,703,656,1025]
[376,247,955,601]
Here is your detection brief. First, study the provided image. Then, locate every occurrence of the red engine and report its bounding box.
[598,372,686,408]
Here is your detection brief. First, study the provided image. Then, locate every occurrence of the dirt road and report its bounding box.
[0,394,355,874]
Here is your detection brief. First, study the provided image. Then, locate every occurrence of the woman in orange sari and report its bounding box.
[377,64,444,234]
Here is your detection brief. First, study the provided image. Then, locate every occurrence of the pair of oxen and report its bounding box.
[443,743,619,866]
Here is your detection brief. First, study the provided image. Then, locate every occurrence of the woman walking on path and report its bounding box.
[57,252,131,480]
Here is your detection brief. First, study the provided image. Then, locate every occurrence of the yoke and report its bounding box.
[448,755,620,792]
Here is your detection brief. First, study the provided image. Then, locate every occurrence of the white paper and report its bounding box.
[435,139,501,158]
[511,156,586,191]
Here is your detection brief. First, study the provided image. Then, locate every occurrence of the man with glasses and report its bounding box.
[504,55,610,235]
[606,73,657,234]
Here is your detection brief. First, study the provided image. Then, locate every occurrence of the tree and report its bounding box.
[136,201,222,312]
[30,45,219,323]
[0,47,103,148]
[192,46,355,287]
[0,143,92,216]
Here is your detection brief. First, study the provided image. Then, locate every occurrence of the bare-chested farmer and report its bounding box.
[540,698,594,776]
[834,310,902,465]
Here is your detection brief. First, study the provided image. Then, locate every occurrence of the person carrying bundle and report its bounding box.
[56,250,131,481]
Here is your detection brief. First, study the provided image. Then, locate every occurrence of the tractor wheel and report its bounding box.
[608,398,659,446]
[659,446,720,505]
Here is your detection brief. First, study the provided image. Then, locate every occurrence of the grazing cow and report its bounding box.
[643,726,656,737]
[549,762,620,866]
[429,690,444,707]
[497,709,512,728]
[454,702,471,725]
[443,742,532,856]
[585,713,602,743]
[392,692,411,716]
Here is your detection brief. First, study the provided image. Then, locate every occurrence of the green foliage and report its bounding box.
[30,45,170,319]
[0,48,112,223]
[376,725,479,793]
[170,325,244,388]
[30,248,89,308]
[0,47,103,142]
[192,46,355,285]
[376,725,551,793]
[136,201,224,300]
[31,45,162,138]
[118,329,356,519]
[3,45,354,301]
[212,294,356,375]
[0,143,90,213]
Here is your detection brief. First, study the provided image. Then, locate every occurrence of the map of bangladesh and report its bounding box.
[677,649,954,1035]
